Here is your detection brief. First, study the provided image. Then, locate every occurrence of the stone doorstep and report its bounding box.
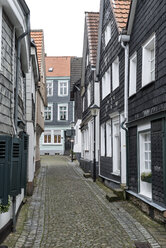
[83,173,91,178]
[134,241,151,248]
[106,192,120,202]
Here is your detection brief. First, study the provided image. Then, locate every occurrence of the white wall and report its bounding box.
[73,119,82,154]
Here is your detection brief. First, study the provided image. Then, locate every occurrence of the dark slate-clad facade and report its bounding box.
[97,0,131,188]
[80,12,100,177]
[70,57,82,160]
[127,0,166,219]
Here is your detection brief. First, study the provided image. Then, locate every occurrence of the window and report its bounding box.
[58,104,68,121]
[54,130,61,144]
[112,116,120,174]
[87,84,91,107]
[82,96,85,112]
[47,80,53,96]
[102,67,111,99]
[105,22,111,47]
[44,104,53,121]
[139,128,152,199]
[48,67,53,72]
[112,57,119,91]
[129,53,137,96]
[140,132,151,172]
[58,81,68,96]
[44,131,51,144]
[101,124,105,156]
[142,34,155,87]
[106,121,112,157]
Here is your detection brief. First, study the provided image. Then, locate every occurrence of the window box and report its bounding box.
[141,172,152,183]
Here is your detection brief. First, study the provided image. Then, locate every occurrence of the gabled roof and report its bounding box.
[31,30,44,73]
[45,56,72,77]
[111,0,131,32]
[85,12,99,67]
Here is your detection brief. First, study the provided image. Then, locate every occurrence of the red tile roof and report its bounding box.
[111,0,131,31]
[45,56,72,77]
[31,30,44,73]
[85,12,99,67]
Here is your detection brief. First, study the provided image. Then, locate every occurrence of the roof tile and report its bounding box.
[111,0,131,31]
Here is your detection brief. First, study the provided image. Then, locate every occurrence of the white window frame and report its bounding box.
[53,130,61,144]
[44,103,53,121]
[101,123,105,156]
[112,57,119,91]
[87,83,91,107]
[129,52,137,96]
[105,22,112,47]
[102,67,111,99]
[47,80,53,97]
[82,96,85,112]
[106,120,112,157]
[58,80,68,96]
[43,130,52,144]
[58,103,68,121]
[142,34,155,87]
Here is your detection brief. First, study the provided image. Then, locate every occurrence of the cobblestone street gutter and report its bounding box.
[2,156,166,248]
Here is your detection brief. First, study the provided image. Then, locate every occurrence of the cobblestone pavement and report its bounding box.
[2,156,166,248]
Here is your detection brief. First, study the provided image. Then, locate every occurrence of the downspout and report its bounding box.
[119,34,130,187]
[14,28,30,134]
[13,13,30,232]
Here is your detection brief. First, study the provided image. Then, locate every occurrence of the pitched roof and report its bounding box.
[111,0,131,31]
[45,56,72,77]
[70,57,82,93]
[31,30,44,72]
[85,12,99,67]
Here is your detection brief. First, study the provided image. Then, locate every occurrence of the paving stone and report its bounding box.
[1,156,166,248]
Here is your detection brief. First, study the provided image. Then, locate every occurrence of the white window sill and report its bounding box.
[111,171,120,176]
[42,143,62,146]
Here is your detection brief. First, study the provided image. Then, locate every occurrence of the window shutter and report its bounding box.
[0,136,12,205]
[10,137,21,196]
[20,132,29,191]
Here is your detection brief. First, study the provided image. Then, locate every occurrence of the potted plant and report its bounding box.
[141,172,152,183]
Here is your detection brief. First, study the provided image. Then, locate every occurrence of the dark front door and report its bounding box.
[64,131,71,155]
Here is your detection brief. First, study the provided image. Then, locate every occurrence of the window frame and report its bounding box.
[112,56,119,91]
[58,103,68,121]
[102,67,111,100]
[44,103,53,121]
[129,52,137,96]
[58,80,68,97]
[105,22,112,47]
[46,80,53,97]
[142,34,155,87]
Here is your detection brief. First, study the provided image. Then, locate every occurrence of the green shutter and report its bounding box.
[20,132,29,191]
[0,135,12,205]
[10,137,21,196]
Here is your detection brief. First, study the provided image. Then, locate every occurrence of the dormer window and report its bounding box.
[105,22,112,47]
[48,67,53,72]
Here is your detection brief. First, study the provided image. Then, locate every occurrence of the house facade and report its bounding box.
[25,39,39,196]
[31,30,47,170]
[126,0,166,220]
[80,12,100,178]
[0,0,31,241]
[40,56,74,155]
[96,0,131,188]
[70,57,82,161]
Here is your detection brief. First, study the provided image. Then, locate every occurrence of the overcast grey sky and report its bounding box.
[26,0,100,57]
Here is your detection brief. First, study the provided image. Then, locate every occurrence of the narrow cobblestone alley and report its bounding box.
[2,156,166,248]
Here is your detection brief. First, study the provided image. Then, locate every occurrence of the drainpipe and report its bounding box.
[13,13,30,232]
[119,34,130,187]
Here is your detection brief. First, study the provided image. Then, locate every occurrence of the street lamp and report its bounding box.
[70,121,75,162]
[90,104,100,182]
